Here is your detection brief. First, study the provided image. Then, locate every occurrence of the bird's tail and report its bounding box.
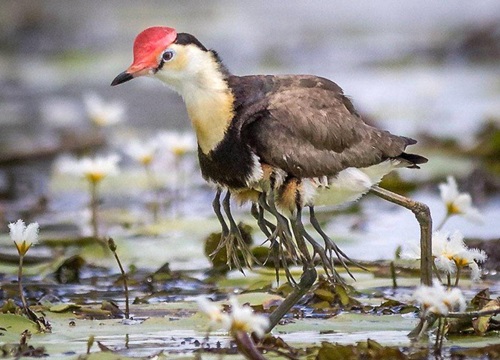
[398,152,428,169]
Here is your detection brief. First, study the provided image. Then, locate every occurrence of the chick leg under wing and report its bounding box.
[265,195,322,332]
[212,188,229,236]
[259,191,299,285]
[308,206,367,278]
[250,202,276,238]
[210,190,256,272]
[293,205,344,283]
[251,202,283,283]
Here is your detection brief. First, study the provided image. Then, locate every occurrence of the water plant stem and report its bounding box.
[432,262,443,283]
[390,261,397,288]
[89,181,99,240]
[108,238,130,319]
[17,254,29,314]
[144,163,160,223]
[434,317,443,354]
[436,214,450,231]
[234,330,267,360]
[454,266,461,287]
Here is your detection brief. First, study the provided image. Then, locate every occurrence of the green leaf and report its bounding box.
[49,303,82,313]
[0,314,39,341]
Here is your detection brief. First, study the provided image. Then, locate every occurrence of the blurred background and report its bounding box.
[0,0,499,263]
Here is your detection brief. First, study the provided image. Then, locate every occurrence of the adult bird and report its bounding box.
[111,26,432,331]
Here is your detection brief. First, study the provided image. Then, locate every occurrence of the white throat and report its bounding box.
[154,45,234,154]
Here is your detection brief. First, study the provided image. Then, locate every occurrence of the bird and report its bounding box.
[111,26,433,332]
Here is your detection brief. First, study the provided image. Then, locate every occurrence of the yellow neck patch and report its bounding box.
[186,89,235,154]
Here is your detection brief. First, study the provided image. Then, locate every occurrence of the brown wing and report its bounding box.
[240,75,419,178]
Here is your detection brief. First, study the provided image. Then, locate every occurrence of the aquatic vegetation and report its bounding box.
[123,139,158,168]
[83,93,125,127]
[108,238,130,319]
[154,131,197,158]
[197,296,269,359]
[413,281,466,317]
[438,176,483,229]
[9,220,39,314]
[432,230,487,283]
[56,154,120,239]
[9,219,39,257]
[403,230,487,285]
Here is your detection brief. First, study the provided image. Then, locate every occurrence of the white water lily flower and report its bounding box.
[9,219,39,256]
[84,93,125,127]
[196,297,231,330]
[228,297,269,338]
[433,230,487,281]
[439,176,482,223]
[58,154,120,184]
[124,139,158,166]
[197,296,269,338]
[413,282,466,317]
[155,131,196,157]
[402,230,487,282]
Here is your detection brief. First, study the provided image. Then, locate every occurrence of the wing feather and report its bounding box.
[239,75,415,178]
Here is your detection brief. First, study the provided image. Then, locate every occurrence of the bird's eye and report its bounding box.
[162,50,175,62]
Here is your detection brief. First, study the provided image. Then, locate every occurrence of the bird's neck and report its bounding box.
[185,85,235,155]
[156,50,235,154]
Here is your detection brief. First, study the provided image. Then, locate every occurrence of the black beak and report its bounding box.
[111,71,134,86]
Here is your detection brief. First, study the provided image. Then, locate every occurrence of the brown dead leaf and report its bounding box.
[472,298,500,335]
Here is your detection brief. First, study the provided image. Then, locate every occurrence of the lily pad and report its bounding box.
[0,314,39,342]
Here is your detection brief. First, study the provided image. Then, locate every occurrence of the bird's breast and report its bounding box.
[197,135,263,190]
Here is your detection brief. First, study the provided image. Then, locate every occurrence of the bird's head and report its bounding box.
[111,26,227,97]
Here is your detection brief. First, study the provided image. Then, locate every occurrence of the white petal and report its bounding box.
[400,244,421,260]
[468,248,487,263]
[434,256,456,274]
[468,262,482,282]
[8,219,26,243]
[431,231,448,256]
[463,207,483,223]
[439,176,459,204]
[23,223,39,245]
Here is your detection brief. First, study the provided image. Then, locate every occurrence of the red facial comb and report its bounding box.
[128,26,177,73]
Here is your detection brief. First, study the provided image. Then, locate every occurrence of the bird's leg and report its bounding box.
[289,204,313,266]
[258,193,297,285]
[252,201,280,280]
[265,190,294,242]
[370,185,432,286]
[309,206,366,279]
[210,189,231,258]
[251,202,282,283]
[266,265,317,332]
[293,205,344,283]
[222,191,257,271]
[211,190,255,272]
[258,192,299,260]
[250,203,275,238]
[212,187,229,236]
